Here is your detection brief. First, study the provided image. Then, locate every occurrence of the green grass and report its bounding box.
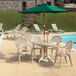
[0,11,24,31]
[29,12,76,32]
[0,12,76,32]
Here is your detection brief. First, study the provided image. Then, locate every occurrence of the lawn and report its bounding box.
[0,11,76,32]
[29,12,76,32]
[0,11,25,31]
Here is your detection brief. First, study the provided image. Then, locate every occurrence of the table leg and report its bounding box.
[46,47,54,62]
[38,46,44,62]
[47,56,54,62]
[32,44,35,56]
[38,46,54,63]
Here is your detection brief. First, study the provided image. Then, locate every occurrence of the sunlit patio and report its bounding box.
[0,32,76,76]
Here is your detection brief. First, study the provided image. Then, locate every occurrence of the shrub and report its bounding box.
[56,0,64,8]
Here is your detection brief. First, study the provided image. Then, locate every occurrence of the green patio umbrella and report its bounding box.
[20,3,68,41]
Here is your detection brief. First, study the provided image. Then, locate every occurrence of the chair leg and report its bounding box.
[33,45,35,57]
[31,52,33,63]
[17,52,19,57]
[54,54,58,63]
[67,53,73,66]
[59,55,62,68]
[40,49,41,56]
[18,53,21,64]
[17,51,20,64]
[51,49,53,56]
[33,49,35,56]
[18,50,21,64]
[64,56,67,63]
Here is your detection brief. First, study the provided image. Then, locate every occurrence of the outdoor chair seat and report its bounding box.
[5,24,21,34]
[54,40,73,68]
[48,36,65,55]
[33,24,43,33]
[31,36,42,56]
[51,24,64,33]
[6,27,28,39]
[16,37,33,64]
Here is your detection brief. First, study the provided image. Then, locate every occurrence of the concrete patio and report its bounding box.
[0,32,76,76]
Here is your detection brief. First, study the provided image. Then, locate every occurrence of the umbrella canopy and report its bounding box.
[20,3,68,41]
[20,3,68,13]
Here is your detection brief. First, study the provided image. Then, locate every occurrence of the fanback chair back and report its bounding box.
[31,36,42,43]
[16,37,28,50]
[51,36,62,45]
[15,24,21,31]
[52,24,58,31]
[20,27,28,34]
[33,24,41,32]
[65,40,73,51]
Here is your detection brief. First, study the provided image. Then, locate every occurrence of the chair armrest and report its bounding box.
[58,42,66,46]
[58,46,65,48]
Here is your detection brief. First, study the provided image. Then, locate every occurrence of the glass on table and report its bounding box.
[45,32,50,42]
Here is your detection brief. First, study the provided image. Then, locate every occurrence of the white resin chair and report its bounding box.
[48,36,65,55]
[33,24,41,33]
[16,37,33,64]
[14,26,28,36]
[0,23,3,32]
[6,27,28,39]
[31,36,42,56]
[51,24,64,33]
[54,40,73,68]
[18,27,28,35]
[5,24,21,34]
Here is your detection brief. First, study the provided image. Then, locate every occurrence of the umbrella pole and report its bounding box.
[43,12,46,53]
[43,12,45,42]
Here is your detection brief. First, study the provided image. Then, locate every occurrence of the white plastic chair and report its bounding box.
[51,24,64,33]
[54,40,73,68]
[16,37,33,64]
[6,27,28,39]
[33,24,41,33]
[31,36,42,56]
[18,27,28,35]
[0,23,3,32]
[48,36,65,55]
[5,24,21,34]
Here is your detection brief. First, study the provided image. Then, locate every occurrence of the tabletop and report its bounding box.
[32,41,57,47]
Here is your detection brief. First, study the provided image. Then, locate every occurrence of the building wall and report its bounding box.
[0,1,22,11]
[0,0,54,11]
[26,0,42,9]
[61,0,75,3]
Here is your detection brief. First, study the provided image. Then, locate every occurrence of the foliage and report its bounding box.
[56,0,64,8]
[0,11,26,31]
[0,11,76,32]
[29,12,76,32]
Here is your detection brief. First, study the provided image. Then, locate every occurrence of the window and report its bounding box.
[47,1,51,5]
[23,2,26,6]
